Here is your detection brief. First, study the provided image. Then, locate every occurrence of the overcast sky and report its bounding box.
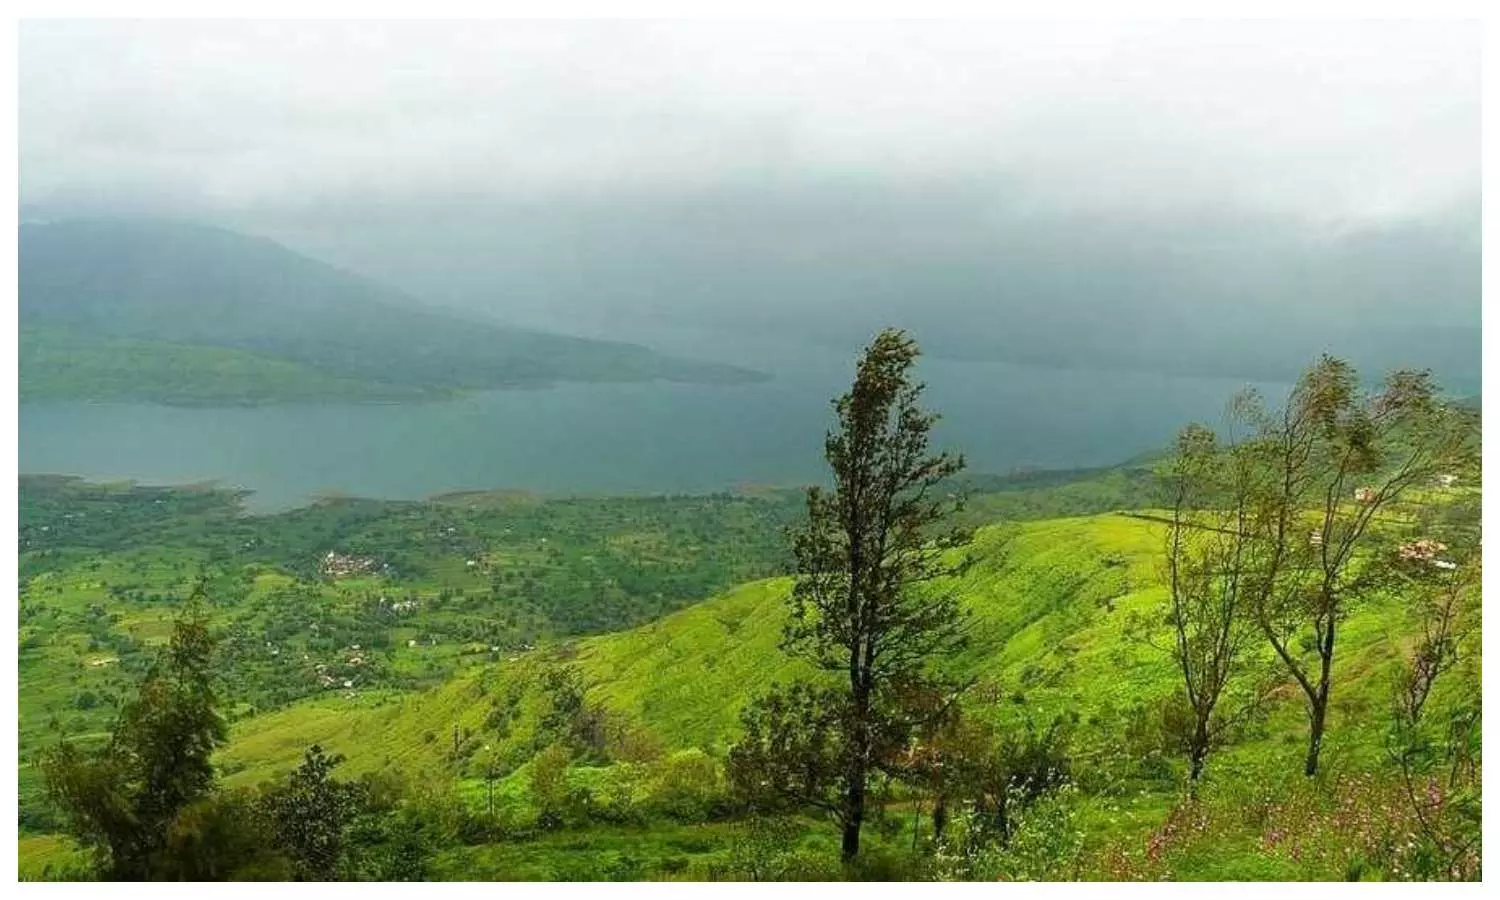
[18,19,1482,379]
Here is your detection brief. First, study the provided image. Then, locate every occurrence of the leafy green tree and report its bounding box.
[156,790,290,881]
[727,682,854,819]
[910,711,1071,850]
[539,665,615,760]
[42,592,227,879]
[343,804,437,881]
[259,745,367,880]
[733,328,969,862]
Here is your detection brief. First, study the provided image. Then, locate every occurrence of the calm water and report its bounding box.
[18,337,1284,512]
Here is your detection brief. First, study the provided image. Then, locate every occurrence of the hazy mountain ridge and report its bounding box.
[19,219,767,404]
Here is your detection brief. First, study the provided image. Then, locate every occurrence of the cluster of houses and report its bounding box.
[318,550,386,579]
[1305,477,1465,553]
[1398,538,1457,570]
[309,644,370,693]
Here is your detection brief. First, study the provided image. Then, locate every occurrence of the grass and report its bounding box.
[17,834,89,881]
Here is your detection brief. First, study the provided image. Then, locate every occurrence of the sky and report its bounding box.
[18,19,1483,382]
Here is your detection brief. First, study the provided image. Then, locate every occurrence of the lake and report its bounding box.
[18,333,1286,512]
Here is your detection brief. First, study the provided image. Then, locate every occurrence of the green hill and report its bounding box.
[217,511,1445,786]
[19,219,766,404]
[191,509,1475,880]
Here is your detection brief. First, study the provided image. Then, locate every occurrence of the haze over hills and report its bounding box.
[21,22,1477,392]
[282,193,1480,391]
[19,219,766,405]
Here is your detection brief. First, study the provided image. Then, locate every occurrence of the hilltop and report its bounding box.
[19,220,766,404]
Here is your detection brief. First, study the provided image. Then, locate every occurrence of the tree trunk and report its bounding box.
[841,707,868,863]
[1188,714,1210,784]
[1306,626,1333,777]
[1305,695,1327,776]
[842,652,870,864]
[841,795,864,863]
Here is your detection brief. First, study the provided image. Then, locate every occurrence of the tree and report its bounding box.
[734,328,969,863]
[539,665,616,760]
[1157,420,1265,783]
[1235,358,1475,775]
[42,592,228,879]
[1385,523,1481,880]
[727,682,854,820]
[156,790,290,881]
[259,745,367,880]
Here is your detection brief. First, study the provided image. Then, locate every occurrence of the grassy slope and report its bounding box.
[16,480,807,834]
[199,509,1475,881]
[216,512,1436,786]
[16,463,1156,792]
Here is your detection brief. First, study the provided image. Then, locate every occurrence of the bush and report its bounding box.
[157,790,292,881]
[526,743,595,829]
[931,785,1085,882]
[707,816,839,881]
[590,763,646,825]
[648,749,727,822]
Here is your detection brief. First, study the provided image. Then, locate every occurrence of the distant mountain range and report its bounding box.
[19,219,766,405]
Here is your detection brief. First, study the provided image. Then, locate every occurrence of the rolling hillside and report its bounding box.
[217,512,1446,787]
[19,219,766,404]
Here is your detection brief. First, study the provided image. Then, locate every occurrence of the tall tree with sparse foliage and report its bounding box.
[732,328,969,863]
[1234,357,1475,776]
[1158,419,1265,783]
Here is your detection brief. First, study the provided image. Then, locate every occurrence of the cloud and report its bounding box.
[20,19,1479,225]
[17,19,1480,385]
